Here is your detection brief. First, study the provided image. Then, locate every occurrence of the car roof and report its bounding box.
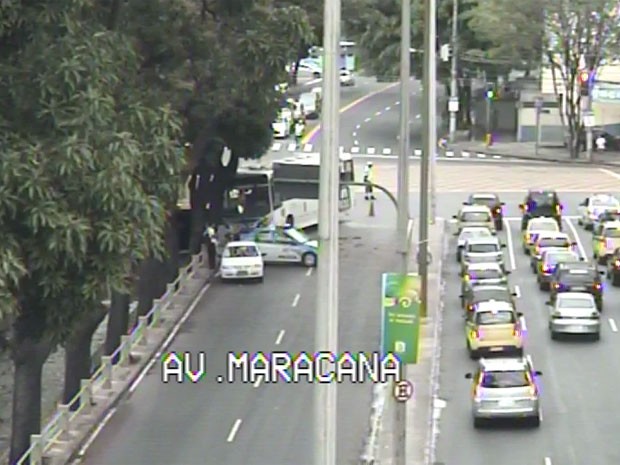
[226,241,259,248]
[602,221,620,228]
[475,301,514,312]
[527,189,557,195]
[479,357,528,372]
[556,261,593,270]
[466,262,503,271]
[528,217,557,225]
[465,236,500,244]
[470,193,498,199]
[461,204,491,212]
[591,193,616,200]
[556,292,595,301]
[542,249,577,259]
[536,232,569,240]
[472,284,509,291]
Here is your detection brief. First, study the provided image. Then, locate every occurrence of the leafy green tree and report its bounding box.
[0,1,184,461]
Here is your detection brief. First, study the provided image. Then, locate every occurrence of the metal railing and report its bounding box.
[14,251,207,465]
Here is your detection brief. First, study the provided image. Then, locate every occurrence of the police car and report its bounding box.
[241,226,318,267]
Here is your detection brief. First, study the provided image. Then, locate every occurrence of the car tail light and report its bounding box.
[527,384,538,398]
[594,282,602,290]
[542,264,551,273]
[474,329,481,339]
[615,259,620,268]
[591,312,600,319]
[513,326,520,337]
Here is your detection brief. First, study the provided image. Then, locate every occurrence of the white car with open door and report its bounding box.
[241,226,318,267]
[219,241,265,282]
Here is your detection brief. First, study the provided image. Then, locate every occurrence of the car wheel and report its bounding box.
[577,218,583,226]
[456,252,461,263]
[495,220,503,231]
[523,246,530,255]
[302,252,317,267]
[550,331,557,340]
[592,332,601,341]
[585,223,593,231]
[285,214,295,228]
[473,417,484,429]
[538,281,547,291]
[529,415,541,428]
[255,276,264,283]
[468,348,478,360]
[612,274,620,286]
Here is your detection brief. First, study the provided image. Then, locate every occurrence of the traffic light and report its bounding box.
[579,69,591,97]
[485,83,495,100]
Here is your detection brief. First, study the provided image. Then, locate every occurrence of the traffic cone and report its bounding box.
[368,199,375,217]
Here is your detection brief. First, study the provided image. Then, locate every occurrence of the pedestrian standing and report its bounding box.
[363,161,376,200]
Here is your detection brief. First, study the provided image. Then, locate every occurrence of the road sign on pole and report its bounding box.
[381,272,421,364]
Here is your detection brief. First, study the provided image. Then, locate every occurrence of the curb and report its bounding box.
[453,146,620,167]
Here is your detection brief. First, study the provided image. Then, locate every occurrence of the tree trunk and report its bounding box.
[9,335,53,463]
[63,309,107,409]
[136,258,168,317]
[188,205,206,255]
[165,212,181,278]
[104,291,130,361]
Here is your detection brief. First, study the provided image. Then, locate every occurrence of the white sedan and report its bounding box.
[339,69,355,86]
[219,241,264,282]
[242,227,318,267]
[577,194,620,230]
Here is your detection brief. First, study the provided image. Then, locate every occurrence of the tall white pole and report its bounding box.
[315,0,340,464]
[394,0,410,463]
[429,0,437,224]
[448,0,459,143]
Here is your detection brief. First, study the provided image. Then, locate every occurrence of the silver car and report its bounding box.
[465,357,542,428]
[547,292,601,340]
[455,226,494,262]
[461,236,506,273]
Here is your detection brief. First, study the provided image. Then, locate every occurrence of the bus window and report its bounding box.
[339,186,352,211]
[223,175,273,219]
[340,159,354,182]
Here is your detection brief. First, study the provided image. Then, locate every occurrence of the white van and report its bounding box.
[299,92,320,119]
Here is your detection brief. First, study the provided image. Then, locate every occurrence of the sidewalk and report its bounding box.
[452,140,620,166]
[372,218,447,465]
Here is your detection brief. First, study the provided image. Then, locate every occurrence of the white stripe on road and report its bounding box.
[504,219,517,271]
[306,267,313,276]
[609,318,618,332]
[292,293,300,307]
[364,117,371,122]
[275,329,285,345]
[227,419,242,442]
[253,377,262,388]
[564,217,587,259]
[519,316,527,332]
[514,285,521,298]
[544,457,552,465]
[598,168,620,180]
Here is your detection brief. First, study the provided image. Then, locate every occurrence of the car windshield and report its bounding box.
[472,288,510,303]
[469,243,499,253]
[592,197,618,207]
[529,192,556,206]
[529,222,558,232]
[224,245,260,258]
[558,297,595,308]
[462,212,491,222]
[286,228,309,243]
[539,238,569,248]
[475,310,515,325]
[468,269,503,280]
[480,370,529,388]
[603,228,620,238]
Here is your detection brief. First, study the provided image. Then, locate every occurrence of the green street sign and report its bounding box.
[380,272,421,365]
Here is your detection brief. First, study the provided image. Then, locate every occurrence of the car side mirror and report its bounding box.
[463,201,469,205]
[501,243,507,248]
[518,204,524,210]
[579,257,585,261]
[505,270,511,274]
[571,241,577,246]
[501,202,506,206]
[517,312,523,317]
[511,292,518,296]
[452,215,457,219]
[545,300,551,305]
[600,270,606,275]
[458,294,463,298]
[464,373,473,379]
[534,370,543,376]
[262,253,267,257]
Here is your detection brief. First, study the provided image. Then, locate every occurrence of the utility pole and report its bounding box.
[315,0,340,464]
[420,0,435,318]
[394,0,410,462]
[448,0,459,143]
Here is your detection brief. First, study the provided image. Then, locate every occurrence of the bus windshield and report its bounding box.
[223,173,274,220]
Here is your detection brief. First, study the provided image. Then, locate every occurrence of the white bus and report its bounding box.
[223,152,355,230]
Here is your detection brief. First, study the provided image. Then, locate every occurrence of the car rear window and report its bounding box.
[529,222,557,232]
[462,212,491,222]
[592,197,618,207]
[468,243,499,253]
[558,269,596,283]
[468,269,502,280]
[472,288,510,302]
[546,253,576,265]
[471,195,497,206]
[224,245,260,258]
[603,228,620,238]
[480,370,529,388]
[529,192,556,206]
[539,238,569,248]
[475,310,515,325]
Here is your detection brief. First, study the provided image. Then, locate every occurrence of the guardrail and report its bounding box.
[14,251,208,465]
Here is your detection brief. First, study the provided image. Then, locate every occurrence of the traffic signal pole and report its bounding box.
[448,0,458,143]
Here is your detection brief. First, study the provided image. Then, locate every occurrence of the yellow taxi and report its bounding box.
[592,220,620,265]
[521,217,560,255]
[465,301,523,359]
[452,205,495,234]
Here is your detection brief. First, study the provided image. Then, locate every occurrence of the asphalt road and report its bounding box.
[434,185,620,465]
[78,200,400,465]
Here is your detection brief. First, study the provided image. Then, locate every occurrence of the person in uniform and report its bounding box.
[294,119,305,148]
[363,161,375,200]
[596,134,607,151]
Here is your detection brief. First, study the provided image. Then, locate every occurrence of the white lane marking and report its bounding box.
[520,316,527,332]
[76,407,117,457]
[354,140,359,145]
[130,281,212,393]
[364,117,371,122]
[350,147,360,154]
[275,329,285,345]
[306,267,313,276]
[415,114,421,119]
[395,101,400,105]
[253,377,262,388]
[227,419,242,442]
[539,406,544,422]
[503,216,579,221]
[375,111,382,116]
[514,284,521,298]
[526,354,534,367]
[385,106,391,111]
[292,293,300,307]
[504,219,517,271]
[609,318,618,332]
[544,457,552,465]
[306,78,322,85]
[355,124,361,129]
[564,217,587,259]
[599,168,620,180]
[352,131,357,137]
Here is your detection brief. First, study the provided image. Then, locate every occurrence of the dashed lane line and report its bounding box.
[227,419,242,442]
[544,457,552,465]
[364,117,371,123]
[609,318,618,332]
[564,217,587,259]
[504,218,517,271]
[306,268,313,277]
[514,285,521,298]
[275,329,285,345]
[253,377,262,388]
[292,293,300,307]
[520,315,527,332]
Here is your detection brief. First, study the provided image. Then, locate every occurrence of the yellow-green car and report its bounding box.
[452,205,495,234]
[521,217,560,255]
[465,301,524,359]
[592,220,620,265]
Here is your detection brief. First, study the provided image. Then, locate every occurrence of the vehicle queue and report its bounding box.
[452,190,620,429]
